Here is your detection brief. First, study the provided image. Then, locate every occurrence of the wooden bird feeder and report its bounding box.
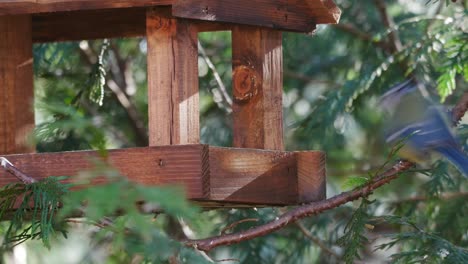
[0,1,340,207]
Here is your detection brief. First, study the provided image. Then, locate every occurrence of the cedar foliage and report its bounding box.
[0,0,467,263]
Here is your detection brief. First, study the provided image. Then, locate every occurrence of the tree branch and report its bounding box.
[183,90,468,252]
[184,160,414,251]
[295,221,341,259]
[332,23,392,53]
[374,0,403,53]
[79,41,148,147]
[391,191,468,206]
[220,218,259,235]
[452,92,468,125]
[198,41,233,110]
[0,157,36,184]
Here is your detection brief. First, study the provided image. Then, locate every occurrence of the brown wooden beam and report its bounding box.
[0,145,210,199]
[0,145,325,205]
[2,0,339,33]
[146,7,200,146]
[32,8,147,43]
[0,15,35,155]
[231,25,284,150]
[31,7,231,43]
[0,0,172,16]
[173,0,341,33]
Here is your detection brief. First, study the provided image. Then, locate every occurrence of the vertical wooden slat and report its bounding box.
[146,8,199,146]
[0,15,34,154]
[232,26,284,150]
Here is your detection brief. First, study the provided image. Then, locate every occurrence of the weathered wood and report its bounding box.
[32,8,146,43]
[2,0,340,32]
[0,0,171,16]
[31,7,231,43]
[146,8,199,146]
[0,145,210,199]
[0,145,325,205]
[296,151,326,202]
[232,26,284,150]
[0,15,35,155]
[173,0,341,33]
[209,147,297,204]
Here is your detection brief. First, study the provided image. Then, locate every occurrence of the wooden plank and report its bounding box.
[208,147,298,205]
[0,145,325,205]
[0,15,35,155]
[0,0,172,16]
[232,25,284,150]
[296,151,326,202]
[31,7,232,43]
[146,8,199,146]
[0,145,209,199]
[173,0,341,33]
[32,8,147,43]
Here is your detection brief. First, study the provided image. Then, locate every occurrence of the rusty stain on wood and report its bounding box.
[0,15,35,155]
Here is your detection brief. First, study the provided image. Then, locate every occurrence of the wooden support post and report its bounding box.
[232,26,284,150]
[0,15,35,155]
[146,8,199,146]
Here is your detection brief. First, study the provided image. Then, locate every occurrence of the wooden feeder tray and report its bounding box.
[0,0,340,207]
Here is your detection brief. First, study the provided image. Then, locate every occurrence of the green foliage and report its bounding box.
[1,1,467,263]
[0,177,69,249]
[337,199,372,263]
[57,159,201,262]
[375,215,468,263]
[88,39,109,106]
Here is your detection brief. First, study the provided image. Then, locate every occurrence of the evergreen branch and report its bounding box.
[374,0,403,53]
[184,160,414,252]
[0,157,36,184]
[332,23,392,52]
[220,218,259,235]
[452,92,468,125]
[284,70,342,88]
[390,191,468,205]
[185,93,468,252]
[296,221,341,259]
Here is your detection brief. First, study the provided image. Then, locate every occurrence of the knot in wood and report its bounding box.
[147,14,171,31]
[233,65,260,103]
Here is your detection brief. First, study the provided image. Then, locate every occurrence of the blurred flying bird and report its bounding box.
[380,79,468,177]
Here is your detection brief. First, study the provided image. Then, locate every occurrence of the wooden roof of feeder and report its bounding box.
[0,0,340,34]
[0,0,340,207]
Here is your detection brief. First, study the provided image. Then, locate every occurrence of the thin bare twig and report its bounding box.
[198,41,233,108]
[332,24,392,52]
[0,157,36,184]
[375,0,403,53]
[284,70,342,88]
[296,221,341,259]
[79,41,148,146]
[220,218,259,235]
